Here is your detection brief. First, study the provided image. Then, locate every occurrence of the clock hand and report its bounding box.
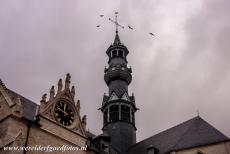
[57,107,68,115]
[64,103,66,113]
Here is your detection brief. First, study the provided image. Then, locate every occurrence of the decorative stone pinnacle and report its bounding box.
[82,115,87,124]
[82,115,87,131]
[41,93,47,102]
[71,86,75,97]
[65,73,71,89]
[15,96,23,116]
[49,86,55,100]
[57,79,63,93]
[76,100,80,111]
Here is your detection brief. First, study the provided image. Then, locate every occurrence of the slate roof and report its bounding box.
[127,116,229,154]
[7,89,39,122]
[109,83,127,98]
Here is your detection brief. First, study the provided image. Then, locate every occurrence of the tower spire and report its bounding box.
[101,16,137,153]
[114,31,121,44]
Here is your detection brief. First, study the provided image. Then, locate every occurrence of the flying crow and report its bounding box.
[149,33,155,36]
[128,25,133,30]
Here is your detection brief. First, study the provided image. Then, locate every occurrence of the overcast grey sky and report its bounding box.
[0,0,230,141]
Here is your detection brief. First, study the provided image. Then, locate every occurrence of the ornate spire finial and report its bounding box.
[115,11,119,34]
[71,86,75,97]
[49,86,55,100]
[41,93,47,102]
[57,79,63,93]
[82,115,87,131]
[76,100,80,112]
[65,73,71,89]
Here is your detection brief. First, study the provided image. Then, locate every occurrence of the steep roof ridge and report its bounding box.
[7,89,37,105]
[169,116,199,151]
[174,116,229,150]
[130,116,197,148]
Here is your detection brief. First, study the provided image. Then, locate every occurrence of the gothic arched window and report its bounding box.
[121,105,130,122]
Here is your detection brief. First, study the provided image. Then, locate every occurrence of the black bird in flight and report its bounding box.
[149,32,155,36]
[100,15,104,17]
[128,25,133,30]
[96,25,100,27]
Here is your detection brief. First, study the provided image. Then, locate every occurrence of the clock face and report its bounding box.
[54,101,75,126]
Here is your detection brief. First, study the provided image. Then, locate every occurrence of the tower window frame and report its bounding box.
[109,105,119,122]
[112,50,117,57]
[104,109,108,125]
[120,105,130,122]
[118,50,124,58]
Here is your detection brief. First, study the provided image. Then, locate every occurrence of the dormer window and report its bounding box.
[147,145,159,154]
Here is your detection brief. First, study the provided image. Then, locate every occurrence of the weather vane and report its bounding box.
[96,12,155,38]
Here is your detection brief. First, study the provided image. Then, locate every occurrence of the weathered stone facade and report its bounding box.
[0,76,97,154]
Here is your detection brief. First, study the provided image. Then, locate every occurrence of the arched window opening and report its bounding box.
[121,105,130,122]
[112,50,117,57]
[104,109,108,125]
[110,105,119,122]
[118,50,123,57]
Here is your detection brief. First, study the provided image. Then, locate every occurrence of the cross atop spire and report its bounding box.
[109,12,124,44]
[109,12,124,34]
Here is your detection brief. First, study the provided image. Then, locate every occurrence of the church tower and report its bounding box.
[101,30,138,154]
